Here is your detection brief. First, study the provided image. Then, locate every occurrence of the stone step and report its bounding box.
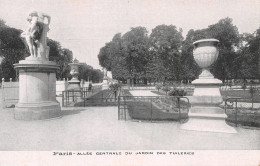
[189,112,227,120]
[190,106,225,114]
[180,118,237,133]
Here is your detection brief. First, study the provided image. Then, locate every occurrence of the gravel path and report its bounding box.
[0,106,259,150]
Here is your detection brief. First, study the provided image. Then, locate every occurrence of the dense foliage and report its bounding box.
[78,63,103,83]
[0,19,28,80]
[168,88,187,97]
[98,18,260,85]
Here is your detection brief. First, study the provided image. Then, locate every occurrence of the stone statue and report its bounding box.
[21,11,51,60]
[14,11,61,120]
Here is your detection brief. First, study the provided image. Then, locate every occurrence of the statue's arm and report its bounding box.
[41,13,51,25]
[21,28,28,37]
[21,25,31,37]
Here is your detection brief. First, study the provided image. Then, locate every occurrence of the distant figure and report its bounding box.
[21,11,51,58]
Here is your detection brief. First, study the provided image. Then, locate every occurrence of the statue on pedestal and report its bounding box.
[14,11,61,120]
[21,11,51,60]
[102,68,109,90]
[103,68,108,78]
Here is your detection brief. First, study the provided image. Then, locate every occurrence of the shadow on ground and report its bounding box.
[61,108,86,116]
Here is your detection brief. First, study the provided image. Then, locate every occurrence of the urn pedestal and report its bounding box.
[68,59,81,91]
[14,59,61,120]
[102,76,109,90]
[67,59,82,103]
[181,39,236,133]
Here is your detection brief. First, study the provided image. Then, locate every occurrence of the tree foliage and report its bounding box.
[0,20,28,80]
[78,63,103,83]
[148,25,183,83]
[47,39,74,79]
[98,19,260,85]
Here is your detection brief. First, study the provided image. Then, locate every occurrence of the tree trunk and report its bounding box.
[133,78,136,85]
[114,91,117,100]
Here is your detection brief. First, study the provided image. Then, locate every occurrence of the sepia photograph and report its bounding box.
[0,0,259,165]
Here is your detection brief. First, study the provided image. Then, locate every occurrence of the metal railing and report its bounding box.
[81,85,102,92]
[61,88,120,107]
[121,85,156,90]
[224,97,260,127]
[118,96,190,123]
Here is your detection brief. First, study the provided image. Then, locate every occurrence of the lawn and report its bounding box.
[151,89,260,102]
[151,89,194,96]
[74,89,118,106]
[220,89,260,102]
[125,96,190,121]
[127,101,188,121]
[225,109,260,127]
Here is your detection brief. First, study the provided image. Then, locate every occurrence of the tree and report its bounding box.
[58,48,73,79]
[98,33,122,71]
[207,18,239,81]
[97,18,258,84]
[91,69,103,83]
[236,28,260,79]
[78,63,103,83]
[0,19,28,80]
[121,27,150,84]
[98,27,150,84]
[47,39,74,79]
[148,25,183,83]
[98,43,112,71]
[180,29,201,83]
[182,18,240,82]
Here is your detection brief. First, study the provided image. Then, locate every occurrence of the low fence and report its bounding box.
[224,97,260,127]
[56,80,69,96]
[118,96,190,122]
[1,81,19,108]
[61,87,119,107]
[1,79,101,108]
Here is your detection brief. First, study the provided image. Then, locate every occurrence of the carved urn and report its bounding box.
[68,58,81,91]
[193,39,219,79]
[69,58,80,81]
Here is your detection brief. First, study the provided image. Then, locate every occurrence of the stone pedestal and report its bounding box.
[189,77,225,117]
[14,59,61,120]
[68,78,81,90]
[67,59,83,103]
[182,77,236,133]
[102,77,109,90]
[181,39,236,133]
[68,59,81,91]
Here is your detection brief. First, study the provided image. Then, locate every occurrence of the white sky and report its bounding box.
[0,0,260,69]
